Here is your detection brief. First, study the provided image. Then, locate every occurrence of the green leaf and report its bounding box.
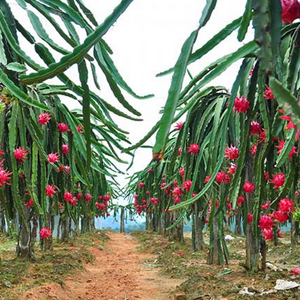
[34,42,142,123]
[39,88,77,99]
[237,0,253,42]
[78,60,91,171]
[90,62,100,90]
[27,10,70,55]
[6,62,26,72]
[0,28,7,65]
[252,0,273,73]
[215,268,233,277]
[75,150,91,188]
[273,166,295,205]
[0,10,43,70]
[15,19,36,44]
[169,59,247,211]
[15,0,27,8]
[208,98,224,169]
[25,0,79,47]
[62,18,80,44]
[230,60,258,209]
[199,0,217,28]
[0,69,49,110]
[8,102,27,228]
[124,122,160,152]
[157,17,241,77]
[183,41,259,101]
[166,207,188,230]
[94,45,141,116]
[31,142,44,217]
[269,77,300,128]
[38,0,89,28]
[287,27,300,92]
[101,44,154,99]
[20,0,134,85]
[75,0,98,26]
[269,0,282,68]
[153,29,198,156]
[276,129,296,168]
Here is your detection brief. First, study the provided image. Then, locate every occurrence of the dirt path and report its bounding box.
[21,233,183,300]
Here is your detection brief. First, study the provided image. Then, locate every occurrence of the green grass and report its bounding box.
[0,234,16,252]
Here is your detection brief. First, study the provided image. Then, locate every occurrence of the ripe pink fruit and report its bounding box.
[216,172,226,183]
[38,112,51,125]
[84,193,92,202]
[174,197,181,203]
[138,182,145,188]
[278,198,295,213]
[250,121,261,135]
[233,96,249,113]
[62,144,69,154]
[237,195,245,205]
[77,125,84,134]
[251,144,257,155]
[70,197,78,206]
[215,172,230,184]
[103,194,111,202]
[48,153,59,163]
[46,185,57,198]
[204,175,211,184]
[227,163,236,174]
[188,143,200,154]
[281,0,300,23]
[270,173,285,189]
[259,215,274,230]
[243,181,255,193]
[173,187,183,196]
[25,198,34,208]
[262,229,273,241]
[247,213,253,223]
[182,180,192,191]
[178,147,182,156]
[179,167,185,177]
[224,146,239,160]
[0,168,12,186]
[175,122,184,130]
[261,201,270,210]
[58,123,69,132]
[273,210,289,223]
[64,191,73,202]
[14,147,28,163]
[263,86,275,99]
[40,227,51,239]
[291,268,300,276]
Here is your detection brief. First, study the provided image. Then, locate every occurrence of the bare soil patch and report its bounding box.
[17,232,183,300]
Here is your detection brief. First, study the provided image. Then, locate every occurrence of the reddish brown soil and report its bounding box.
[20,233,183,300]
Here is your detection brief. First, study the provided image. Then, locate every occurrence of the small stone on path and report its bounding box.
[174,293,187,300]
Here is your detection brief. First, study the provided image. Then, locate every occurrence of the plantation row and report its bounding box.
[1,0,300,277]
[124,0,300,272]
[0,0,139,259]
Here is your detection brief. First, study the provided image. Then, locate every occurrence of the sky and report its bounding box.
[9,0,252,193]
